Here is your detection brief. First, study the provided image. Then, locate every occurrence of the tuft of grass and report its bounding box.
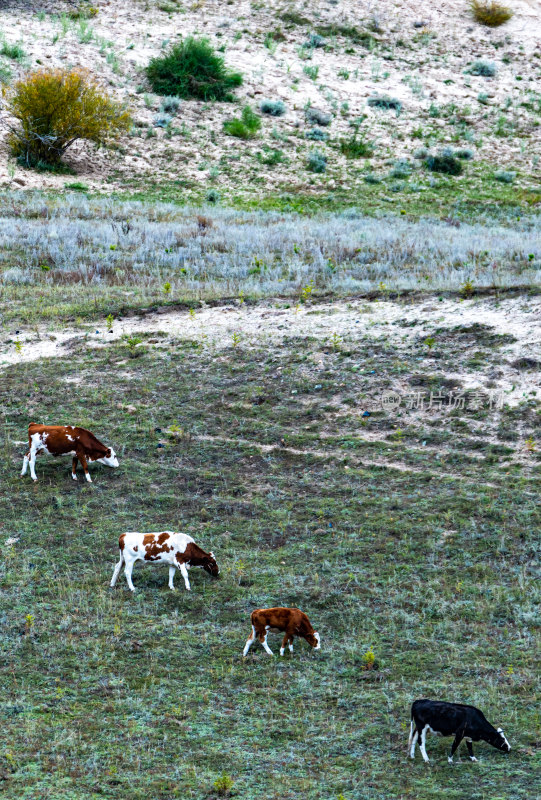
[494,170,515,183]
[145,36,242,101]
[0,40,26,61]
[471,0,514,27]
[223,105,262,139]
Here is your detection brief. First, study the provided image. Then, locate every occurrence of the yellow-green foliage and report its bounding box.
[5,68,131,167]
[471,0,514,26]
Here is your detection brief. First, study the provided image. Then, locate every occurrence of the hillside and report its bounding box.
[0,0,540,213]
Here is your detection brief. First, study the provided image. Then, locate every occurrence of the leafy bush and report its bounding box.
[494,170,515,183]
[206,188,220,203]
[213,773,234,797]
[307,149,327,173]
[145,37,242,101]
[465,60,497,77]
[5,67,131,167]
[471,0,513,26]
[306,127,328,141]
[223,105,261,139]
[364,173,381,184]
[159,96,181,114]
[367,95,402,115]
[425,153,463,175]
[260,99,286,116]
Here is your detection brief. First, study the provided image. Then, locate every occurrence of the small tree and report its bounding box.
[4,68,131,168]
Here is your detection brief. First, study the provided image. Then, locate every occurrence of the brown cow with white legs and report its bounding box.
[243,607,321,657]
[21,424,119,483]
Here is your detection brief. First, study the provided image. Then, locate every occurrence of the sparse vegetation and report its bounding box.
[425,152,464,175]
[145,36,243,100]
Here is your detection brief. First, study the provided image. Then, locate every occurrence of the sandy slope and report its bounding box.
[0,0,539,193]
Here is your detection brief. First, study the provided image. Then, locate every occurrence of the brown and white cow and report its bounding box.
[243,607,321,657]
[110,531,219,592]
[21,423,119,483]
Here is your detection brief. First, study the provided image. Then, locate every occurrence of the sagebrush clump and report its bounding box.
[367,95,402,115]
[465,60,497,77]
[145,37,242,101]
[5,67,130,168]
[260,99,286,116]
[471,0,513,26]
[307,149,327,173]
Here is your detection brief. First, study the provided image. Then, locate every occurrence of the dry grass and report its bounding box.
[470,0,514,27]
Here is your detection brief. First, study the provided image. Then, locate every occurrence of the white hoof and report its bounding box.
[447,757,453,764]
[279,648,285,656]
[72,474,77,480]
[470,757,478,762]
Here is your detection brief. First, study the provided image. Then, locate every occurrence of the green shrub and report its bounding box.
[1,41,26,61]
[465,60,497,77]
[471,0,513,27]
[339,128,374,158]
[206,188,220,202]
[367,95,402,115]
[5,67,131,167]
[494,170,515,183]
[213,773,234,797]
[307,149,327,173]
[304,33,326,48]
[145,37,242,101]
[260,99,286,116]
[223,105,261,139]
[425,153,463,175]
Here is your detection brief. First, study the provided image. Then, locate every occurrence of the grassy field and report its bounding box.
[0,308,539,799]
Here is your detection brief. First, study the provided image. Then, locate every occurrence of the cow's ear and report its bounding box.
[106,448,112,457]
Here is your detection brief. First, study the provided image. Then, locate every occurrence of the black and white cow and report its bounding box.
[409,699,511,763]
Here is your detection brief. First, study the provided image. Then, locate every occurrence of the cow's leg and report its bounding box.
[259,626,273,655]
[21,449,30,476]
[243,625,256,657]
[280,633,289,656]
[78,451,92,483]
[110,551,124,588]
[448,734,463,763]
[71,455,78,481]
[177,562,191,590]
[409,720,419,758]
[29,444,38,482]
[124,555,136,592]
[419,726,430,762]
[465,739,477,762]
[168,565,176,591]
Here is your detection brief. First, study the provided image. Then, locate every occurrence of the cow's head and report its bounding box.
[99,447,119,468]
[306,631,321,650]
[491,727,511,753]
[202,551,220,577]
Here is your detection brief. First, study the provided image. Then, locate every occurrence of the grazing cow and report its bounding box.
[21,424,119,483]
[409,699,511,763]
[243,607,321,657]
[110,531,219,592]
